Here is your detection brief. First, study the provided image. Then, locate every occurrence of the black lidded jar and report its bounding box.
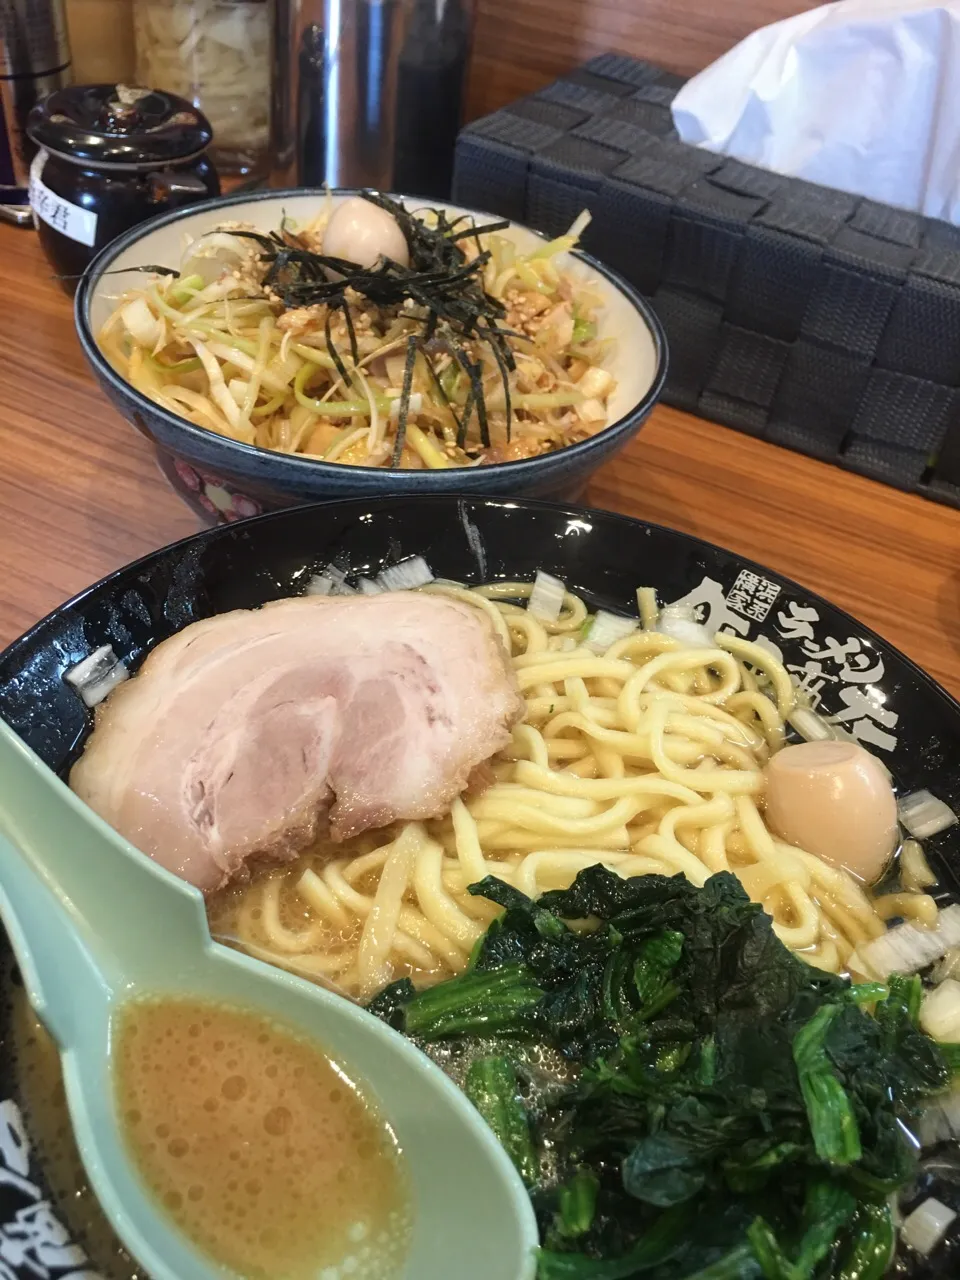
[26,83,219,292]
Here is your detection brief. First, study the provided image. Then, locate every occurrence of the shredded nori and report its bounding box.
[227,193,519,463]
[391,336,419,467]
[323,304,352,394]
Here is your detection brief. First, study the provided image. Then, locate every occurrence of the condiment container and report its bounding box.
[66,0,136,84]
[0,0,72,225]
[276,0,475,199]
[27,84,219,289]
[133,0,273,177]
[394,0,476,199]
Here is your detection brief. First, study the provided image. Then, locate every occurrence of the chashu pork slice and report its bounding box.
[69,592,523,894]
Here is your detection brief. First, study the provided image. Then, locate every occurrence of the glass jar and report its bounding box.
[27,83,219,289]
[133,0,273,177]
[66,0,137,83]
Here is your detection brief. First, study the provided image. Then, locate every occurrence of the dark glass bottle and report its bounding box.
[394,0,475,200]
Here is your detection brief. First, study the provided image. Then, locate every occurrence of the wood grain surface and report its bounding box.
[1,220,958,702]
[467,0,820,119]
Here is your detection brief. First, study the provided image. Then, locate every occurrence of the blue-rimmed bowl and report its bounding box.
[75,189,668,524]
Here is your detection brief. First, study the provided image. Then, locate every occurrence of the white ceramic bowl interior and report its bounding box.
[88,193,661,432]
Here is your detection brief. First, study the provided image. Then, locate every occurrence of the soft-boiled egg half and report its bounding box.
[764,740,898,884]
[322,196,410,270]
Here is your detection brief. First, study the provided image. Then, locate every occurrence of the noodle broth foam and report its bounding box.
[114,996,413,1280]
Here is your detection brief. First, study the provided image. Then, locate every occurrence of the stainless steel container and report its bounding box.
[0,0,72,224]
[276,0,475,198]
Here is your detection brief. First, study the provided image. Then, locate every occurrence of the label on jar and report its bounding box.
[29,150,98,246]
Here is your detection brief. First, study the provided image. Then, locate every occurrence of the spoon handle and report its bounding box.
[0,827,109,1045]
[0,717,211,1009]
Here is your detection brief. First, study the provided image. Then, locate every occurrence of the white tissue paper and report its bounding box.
[671,0,960,225]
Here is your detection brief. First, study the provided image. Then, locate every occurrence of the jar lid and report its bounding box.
[27,84,214,167]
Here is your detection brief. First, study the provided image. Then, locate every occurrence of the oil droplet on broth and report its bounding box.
[113,997,413,1280]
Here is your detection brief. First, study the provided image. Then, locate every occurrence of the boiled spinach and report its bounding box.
[369,869,954,1279]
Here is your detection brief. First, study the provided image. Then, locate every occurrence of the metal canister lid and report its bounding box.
[26,84,214,168]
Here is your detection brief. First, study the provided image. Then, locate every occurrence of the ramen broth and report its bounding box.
[113,997,413,1280]
[206,846,454,995]
[8,977,139,1277]
[6,977,413,1280]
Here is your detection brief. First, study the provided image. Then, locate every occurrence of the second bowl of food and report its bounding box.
[75,189,667,523]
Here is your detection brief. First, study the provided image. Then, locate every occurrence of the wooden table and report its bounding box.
[2,221,958,700]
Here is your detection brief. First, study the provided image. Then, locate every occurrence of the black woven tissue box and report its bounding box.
[452,53,960,508]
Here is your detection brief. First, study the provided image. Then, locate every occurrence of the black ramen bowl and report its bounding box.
[75,189,668,525]
[0,496,959,1277]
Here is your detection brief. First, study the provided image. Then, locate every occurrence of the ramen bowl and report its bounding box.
[1,497,960,1277]
[74,189,668,525]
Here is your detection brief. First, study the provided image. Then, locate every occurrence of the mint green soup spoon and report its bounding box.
[0,715,539,1280]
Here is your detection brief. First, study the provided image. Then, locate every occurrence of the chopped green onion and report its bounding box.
[787,707,835,743]
[65,644,129,708]
[571,312,596,345]
[656,602,714,648]
[528,570,567,623]
[405,423,453,469]
[898,790,958,839]
[901,1197,957,1256]
[146,353,203,375]
[121,296,161,346]
[377,557,434,591]
[583,610,638,654]
[856,905,960,978]
[166,273,205,306]
[292,342,337,370]
[294,364,390,418]
[251,390,287,419]
[920,978,960,1041]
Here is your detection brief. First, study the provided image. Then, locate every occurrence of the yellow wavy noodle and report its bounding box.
[206,584,890,999]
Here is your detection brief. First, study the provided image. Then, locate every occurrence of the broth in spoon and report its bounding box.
[113,997,413,1280]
